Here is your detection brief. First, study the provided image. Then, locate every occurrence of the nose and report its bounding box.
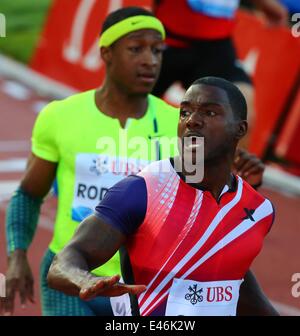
[142,48,159,67]
[186,112,204,129]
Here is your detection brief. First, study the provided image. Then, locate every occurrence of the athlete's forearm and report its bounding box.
[48,245,146,300]
[48,214,125,296]
[5,187,43,255]
[47,246,93,296]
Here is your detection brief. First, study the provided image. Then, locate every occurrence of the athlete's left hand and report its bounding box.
[78,275,147,301]
[233,148,265,188]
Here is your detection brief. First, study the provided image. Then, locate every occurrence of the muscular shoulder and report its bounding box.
[95,175,148,235]
[39,90,95,120]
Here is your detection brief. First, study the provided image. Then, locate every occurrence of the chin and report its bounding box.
[133,86,154,95]
[204,150,228,163]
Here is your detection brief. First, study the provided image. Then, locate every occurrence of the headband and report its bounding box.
[99,15,165,47]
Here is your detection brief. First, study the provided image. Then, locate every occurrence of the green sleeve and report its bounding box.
[6,188,42,254]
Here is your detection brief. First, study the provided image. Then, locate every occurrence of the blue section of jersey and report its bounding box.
[280,0,300,13]
[94,175,147,236]
[72,206,93,222]
[187,0,239,18]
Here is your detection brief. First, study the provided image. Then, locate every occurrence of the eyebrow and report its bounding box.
[180,101,227,108]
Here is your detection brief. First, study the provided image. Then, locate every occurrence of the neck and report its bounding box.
[95,79,149,127]
[175,151,235,200]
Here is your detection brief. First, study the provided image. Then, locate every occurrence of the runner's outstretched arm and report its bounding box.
[0,154,57,316]
[47,214,146,300]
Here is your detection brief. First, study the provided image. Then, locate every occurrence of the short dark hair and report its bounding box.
[192,77,247,121]
[101,7,155,34]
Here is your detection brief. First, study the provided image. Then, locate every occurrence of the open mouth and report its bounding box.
[183,135,204,151]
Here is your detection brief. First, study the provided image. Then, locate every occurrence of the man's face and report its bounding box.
[105,29,164,95]
[178,84,240,162]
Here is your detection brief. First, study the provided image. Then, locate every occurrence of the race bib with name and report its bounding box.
[72,153,149,222]
[166,278,243,316]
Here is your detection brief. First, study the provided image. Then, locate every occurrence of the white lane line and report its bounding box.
[264,166,300,196]
[1,80,31,100]
[38,215,54,231]
[0,141,30,152]
[0,158,27,172]
[0,180,19,202]
[32,101,49,114]
[0,54,76,99]
[272,300,300,316]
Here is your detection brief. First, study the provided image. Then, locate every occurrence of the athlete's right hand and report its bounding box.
[0,249,35,316]
[78,274,146,301]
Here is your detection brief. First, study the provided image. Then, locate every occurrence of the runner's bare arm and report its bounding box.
[8,153,57,258]
[47,214,146,299]
[0,154,57,315]
[20,153,57,197]
[237,270,279,315]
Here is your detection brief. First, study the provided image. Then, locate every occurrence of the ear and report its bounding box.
[235,120,248,140]
[100,46,112,65]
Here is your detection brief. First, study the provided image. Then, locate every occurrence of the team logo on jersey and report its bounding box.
[89,157,109,176]
[242,208,256,221]
[89,156,148,177]
[185,284,203,305]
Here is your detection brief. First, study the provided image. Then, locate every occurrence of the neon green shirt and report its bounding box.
[32,89,179,276]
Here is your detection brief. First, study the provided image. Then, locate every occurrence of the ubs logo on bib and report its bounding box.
[184,283,233,304]
[166,278,243,316]
[185,284,203,305]
[206,286,233,303]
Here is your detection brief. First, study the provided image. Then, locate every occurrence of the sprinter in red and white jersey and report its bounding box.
[47,77,278,316]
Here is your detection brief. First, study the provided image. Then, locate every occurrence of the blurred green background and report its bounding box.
[0,0,51,63]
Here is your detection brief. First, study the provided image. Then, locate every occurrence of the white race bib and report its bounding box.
[110,294,132,316]
[166,278,243,316]
[110,277,132,316]
[72,153,149,222]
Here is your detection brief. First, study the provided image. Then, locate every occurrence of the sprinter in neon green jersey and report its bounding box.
[2,7,179,316]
